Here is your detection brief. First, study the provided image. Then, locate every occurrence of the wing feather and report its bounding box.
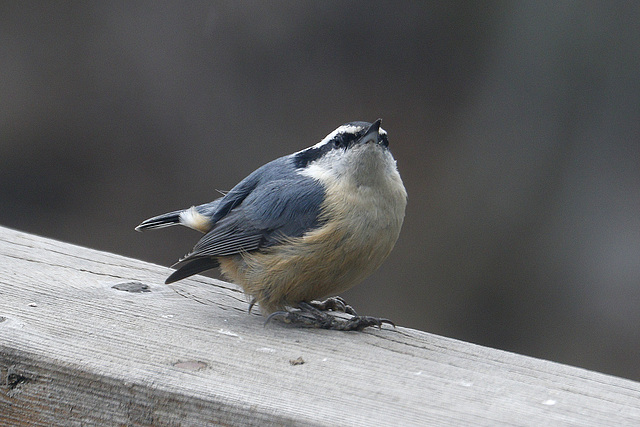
[175,167,325,266]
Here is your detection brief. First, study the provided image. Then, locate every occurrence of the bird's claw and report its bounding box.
[308,296,358,316]
[264,300,394,331]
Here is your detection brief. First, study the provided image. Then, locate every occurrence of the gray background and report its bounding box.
[2,2,639,381]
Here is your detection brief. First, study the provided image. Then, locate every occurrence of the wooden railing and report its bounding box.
[1,226,638,426]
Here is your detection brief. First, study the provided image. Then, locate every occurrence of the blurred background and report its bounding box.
[1,2,639,381]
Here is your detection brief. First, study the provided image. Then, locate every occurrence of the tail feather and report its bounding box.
[165,257,220,284]
[135,210,183,231]
[135,199,222,233]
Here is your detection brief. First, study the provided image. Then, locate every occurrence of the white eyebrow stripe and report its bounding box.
[310,124,362,149]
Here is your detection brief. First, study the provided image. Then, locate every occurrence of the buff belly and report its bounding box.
[218,218,402,314]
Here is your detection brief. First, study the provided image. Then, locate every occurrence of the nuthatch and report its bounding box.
[136,119,407,330]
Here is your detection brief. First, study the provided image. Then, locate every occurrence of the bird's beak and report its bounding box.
[361,119,382,144]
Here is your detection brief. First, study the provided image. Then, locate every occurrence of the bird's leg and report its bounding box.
[265,302,394,331]
[307,296,358,315]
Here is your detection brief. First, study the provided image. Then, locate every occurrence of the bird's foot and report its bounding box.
[307,296,358,315]
[265,302,394,331]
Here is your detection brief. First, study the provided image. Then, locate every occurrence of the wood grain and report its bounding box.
[1,225,639,426]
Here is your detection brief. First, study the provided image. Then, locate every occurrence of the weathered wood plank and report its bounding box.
[0,225,639,426]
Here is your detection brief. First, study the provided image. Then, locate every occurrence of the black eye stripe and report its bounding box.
[292,121,385,169]
[293,144,332,169]
[333,132,358,147]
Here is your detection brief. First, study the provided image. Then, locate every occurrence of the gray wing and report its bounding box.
[165,157,326,284]
[186,179,325,258]
[178,160,326,262]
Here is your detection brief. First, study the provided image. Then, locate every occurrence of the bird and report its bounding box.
[136,119,407,330]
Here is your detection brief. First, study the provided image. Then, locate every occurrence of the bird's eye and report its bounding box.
[333,133,354,148]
